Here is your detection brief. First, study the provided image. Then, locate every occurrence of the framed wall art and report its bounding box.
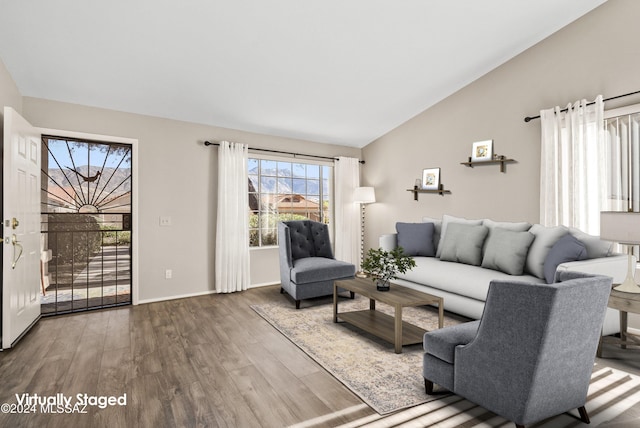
[422,167,440,190]
[471,140,493,162]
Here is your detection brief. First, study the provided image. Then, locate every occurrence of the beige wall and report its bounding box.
[362,0,640,247]
[361,0,640,328]
[22,97,360,302]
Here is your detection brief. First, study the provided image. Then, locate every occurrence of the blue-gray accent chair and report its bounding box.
[278,220,356,309]
[422,270,612,428]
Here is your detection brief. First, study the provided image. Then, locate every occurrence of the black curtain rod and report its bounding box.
[524,89,640,122]
[204,141,365,164]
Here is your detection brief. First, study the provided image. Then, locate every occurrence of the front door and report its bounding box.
[40,136,133,314]
[2,107,42,349]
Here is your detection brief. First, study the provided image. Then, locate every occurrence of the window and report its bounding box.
[604,105,640,212]
[248,157,332,247]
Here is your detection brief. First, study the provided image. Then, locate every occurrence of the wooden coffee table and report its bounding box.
[333,277,444,353]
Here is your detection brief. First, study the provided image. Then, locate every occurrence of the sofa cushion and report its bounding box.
[569,227,613,259]
[396,222,435,257]
[525,224,568,279]
[544,233,588,283]
[422,216,443,250]
[290,257,356,284]
[397,257,543,301]
[437,214,483,258]
[424,320,480,364]
[482,228,535,275]
[439,223,489,266]
[482,219,531,253]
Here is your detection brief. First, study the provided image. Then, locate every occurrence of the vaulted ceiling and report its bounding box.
[0,0,606,147]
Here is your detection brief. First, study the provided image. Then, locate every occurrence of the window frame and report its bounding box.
[248,153,334,248]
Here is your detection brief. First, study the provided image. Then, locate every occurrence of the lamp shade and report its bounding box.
[600,211,640,244]
[354,187,376,204]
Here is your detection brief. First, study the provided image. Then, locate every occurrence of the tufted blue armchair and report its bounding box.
[278,220,356,309]
[422,270,612,427]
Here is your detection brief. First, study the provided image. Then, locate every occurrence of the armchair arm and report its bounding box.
[277,222,294,269]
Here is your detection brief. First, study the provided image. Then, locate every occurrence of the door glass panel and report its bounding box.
[40,137,133,315]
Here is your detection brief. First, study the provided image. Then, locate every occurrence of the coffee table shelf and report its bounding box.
[337,309,427,346]
[334,277,444,353]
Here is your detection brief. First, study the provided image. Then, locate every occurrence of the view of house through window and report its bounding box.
[248,157,332,247]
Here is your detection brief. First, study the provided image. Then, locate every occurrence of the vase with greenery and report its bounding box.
[360,247,416,291]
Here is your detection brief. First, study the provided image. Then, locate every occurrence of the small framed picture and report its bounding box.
[471,140,493,162]
[422,168,440,190]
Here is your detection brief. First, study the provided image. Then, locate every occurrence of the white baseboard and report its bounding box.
[628,326,640,336]
[249,281,280,288]
[137,289,216,305]
[137,283,279,305]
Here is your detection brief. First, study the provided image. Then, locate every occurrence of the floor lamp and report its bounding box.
[354,186,376,278]
[600,211,640,293]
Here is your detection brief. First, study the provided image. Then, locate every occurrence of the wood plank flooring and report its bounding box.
[0,285,639,427]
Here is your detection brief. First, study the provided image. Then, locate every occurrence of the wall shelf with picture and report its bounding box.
[462,139,516,172]
[460,158,516,173]
[409,167,451,199]
[407,186,451,200]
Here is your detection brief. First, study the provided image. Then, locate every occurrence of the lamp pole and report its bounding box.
[353,187,376,278]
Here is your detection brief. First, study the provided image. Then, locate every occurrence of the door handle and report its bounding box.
[11,234,23,269]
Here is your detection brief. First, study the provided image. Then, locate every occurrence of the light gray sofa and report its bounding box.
[380,215,629,335]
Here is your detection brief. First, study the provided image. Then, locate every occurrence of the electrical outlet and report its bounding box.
[165,269,172,279]
[159,216,172,227]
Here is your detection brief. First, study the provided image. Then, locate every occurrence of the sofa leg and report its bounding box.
[280,287,284,294]
[424,379,434,394]
[515,425,524,428]
[295,300,301,309]
[578,406,590,424]
[350,291,355,299]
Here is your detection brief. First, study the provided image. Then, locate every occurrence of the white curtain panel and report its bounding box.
[604,112,640,212]
[540,95,605,235]
[334,157,361,266]
[215,141,250,293]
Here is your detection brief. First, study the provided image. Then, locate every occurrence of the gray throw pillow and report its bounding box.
[436,214,483,258]
[569,227,613,259]
[543,233,588,283]
[396,222,435,257]
[482,228,535,275]
[439,223,489,266]
[525,224,568,279]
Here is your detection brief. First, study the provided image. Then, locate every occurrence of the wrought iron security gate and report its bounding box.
[40,136,132,315]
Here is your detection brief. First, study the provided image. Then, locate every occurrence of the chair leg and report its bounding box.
[578,406,590,424]
[295,300,301,309]
[424,379,434,394]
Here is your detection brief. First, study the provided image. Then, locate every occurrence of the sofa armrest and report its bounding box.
[379,233,397,251]
[556,254,634,284]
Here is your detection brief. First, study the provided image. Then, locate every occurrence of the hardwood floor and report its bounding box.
[0,285,639,427]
